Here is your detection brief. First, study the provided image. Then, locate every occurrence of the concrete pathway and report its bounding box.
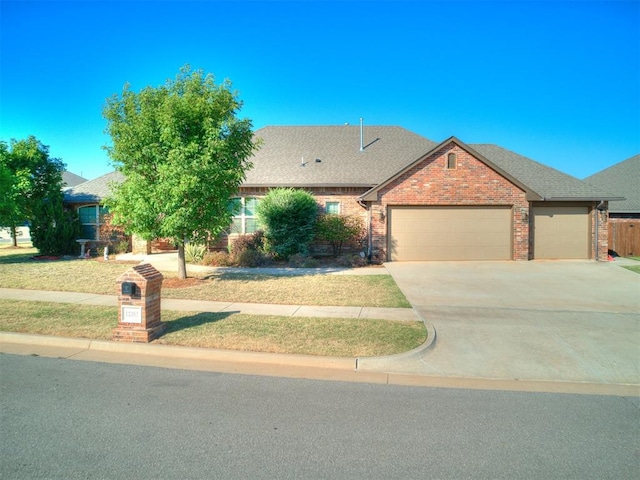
[0,288,417,322]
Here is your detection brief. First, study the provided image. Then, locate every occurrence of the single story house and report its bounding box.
[64,125,622,261]
[584,154,639,256]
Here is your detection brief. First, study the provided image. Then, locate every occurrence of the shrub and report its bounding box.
[229,231,264,254]
[315,214,365,257]
[227,231,270,267]
[202,251,232,266]
[336,253,369,268]
[233,249,271,267]
[98,213,130,254]
[185,242,207,263]
[287,253,319,268]
[256,188,318,259]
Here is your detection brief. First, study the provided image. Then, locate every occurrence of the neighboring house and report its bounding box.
[63,125,621,261]
[584,154,640,256]
[64,171,124,239]
[62,171,88,189]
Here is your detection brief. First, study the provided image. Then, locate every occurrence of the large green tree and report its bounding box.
[103,66,257,278]
[0,136,79,253]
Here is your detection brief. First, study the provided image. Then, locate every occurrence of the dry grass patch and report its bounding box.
[0,249,410,308]
[0,299,426,357]
[161,272,410,307]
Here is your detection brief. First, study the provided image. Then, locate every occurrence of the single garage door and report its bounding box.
[388,206,512,261]
[533,206,590,259]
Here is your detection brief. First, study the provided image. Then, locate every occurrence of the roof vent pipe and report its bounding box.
[360,117,364,151]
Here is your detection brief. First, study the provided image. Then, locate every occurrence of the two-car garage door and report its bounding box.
[388,206,512,261]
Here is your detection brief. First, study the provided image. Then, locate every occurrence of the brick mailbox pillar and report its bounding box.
[113,264,165,343]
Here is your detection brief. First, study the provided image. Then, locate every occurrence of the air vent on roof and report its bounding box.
[360,118,364,152]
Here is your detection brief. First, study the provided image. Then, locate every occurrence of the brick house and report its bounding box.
[64,125,622,261]
[584,154,639,257]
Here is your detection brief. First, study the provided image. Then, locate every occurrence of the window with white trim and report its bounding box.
[325,201,340,215]
[78,205,108,239]
[229,197,261,234]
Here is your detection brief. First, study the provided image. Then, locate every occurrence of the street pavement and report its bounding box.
[1,253,639,396]
[3,354,639,480]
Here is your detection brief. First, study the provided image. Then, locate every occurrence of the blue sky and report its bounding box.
[1,0,638,181]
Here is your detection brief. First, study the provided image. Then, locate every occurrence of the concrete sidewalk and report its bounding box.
[0,288,417,322]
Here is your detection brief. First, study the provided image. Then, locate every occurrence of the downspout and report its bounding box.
[358,199,372,259]
[595,200,605,261]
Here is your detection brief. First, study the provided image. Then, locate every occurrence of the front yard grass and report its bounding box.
[0,299,426,357]
[0,248,410,307]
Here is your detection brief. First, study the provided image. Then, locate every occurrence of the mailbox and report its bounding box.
[121,281,136,296]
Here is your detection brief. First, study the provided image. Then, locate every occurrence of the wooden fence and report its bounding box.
[608,219,640,257]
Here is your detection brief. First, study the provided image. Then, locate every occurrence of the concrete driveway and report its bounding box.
[360,260,640,385]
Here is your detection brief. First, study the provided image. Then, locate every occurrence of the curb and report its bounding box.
[356,307,437,369]
[0,332,356,370]
[89,338,357,370]
[3,331,639,397]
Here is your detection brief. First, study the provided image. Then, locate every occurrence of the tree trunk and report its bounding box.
[177,244,187,279]
[10,225,17,248]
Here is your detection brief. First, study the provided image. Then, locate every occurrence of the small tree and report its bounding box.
[103,66,258,279]
[315,214,365,257]
[256,188,317,259]
[0,136,80,253]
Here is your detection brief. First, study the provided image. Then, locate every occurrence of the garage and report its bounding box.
[388,206,512,261]
[533,205,590,259]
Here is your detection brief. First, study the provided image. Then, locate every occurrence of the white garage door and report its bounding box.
[533,206,590,259]
[388,206,512,261]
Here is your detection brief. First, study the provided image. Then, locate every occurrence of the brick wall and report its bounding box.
[368,143,530,261]
[210,186,370,254]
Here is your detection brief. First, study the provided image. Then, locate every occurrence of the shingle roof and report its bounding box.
[61,127,621,204]
[584,154,639,213]
[469,144,621,201]
[61,171,88,188]
[63,171,125,203]
[360,137,622,202]
[243,126,438,187]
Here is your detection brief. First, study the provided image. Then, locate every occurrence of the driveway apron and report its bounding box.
[367,261,640,384]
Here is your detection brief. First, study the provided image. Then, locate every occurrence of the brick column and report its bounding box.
[112,264,165,342]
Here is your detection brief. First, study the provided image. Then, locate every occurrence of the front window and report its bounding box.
[78,205,108,239]
[229,197,261,234]
[326,201,340,215]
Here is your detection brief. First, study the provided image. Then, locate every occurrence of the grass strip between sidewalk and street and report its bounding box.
[0,299,426,357]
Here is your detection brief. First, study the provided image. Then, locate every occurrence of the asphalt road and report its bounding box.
[1,355,638,479]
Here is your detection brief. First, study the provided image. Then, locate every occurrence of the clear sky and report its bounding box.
[1,0,638,181]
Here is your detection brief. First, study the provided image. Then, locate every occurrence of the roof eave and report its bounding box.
[241,183,376,189]
[539,196,626,202]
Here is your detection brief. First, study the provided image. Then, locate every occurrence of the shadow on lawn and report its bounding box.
[163,311,238,334]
